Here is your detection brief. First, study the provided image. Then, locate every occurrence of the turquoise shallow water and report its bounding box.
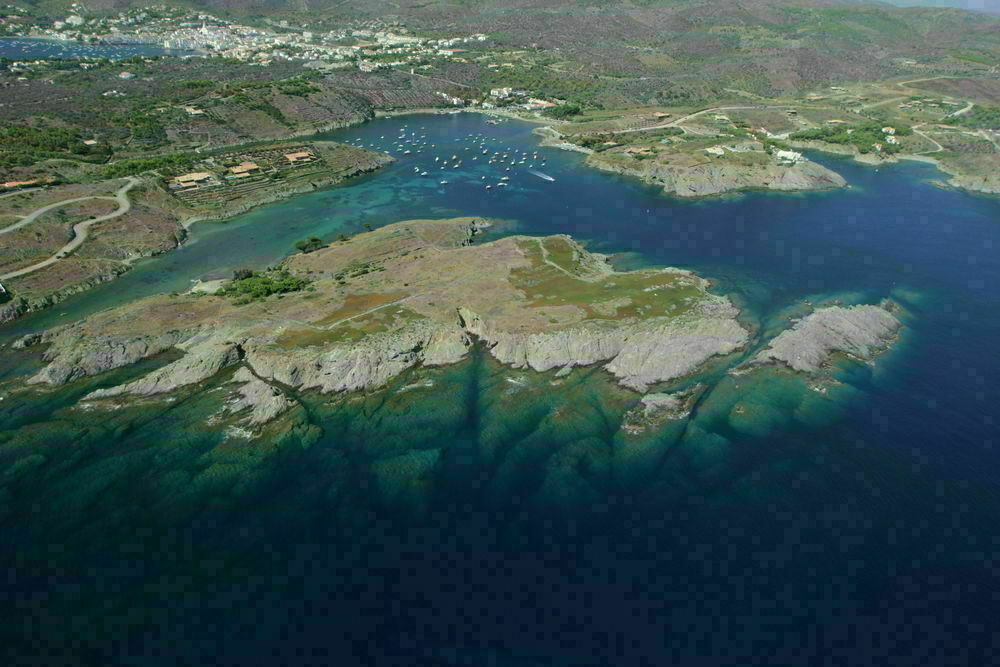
[2,113,1000,665]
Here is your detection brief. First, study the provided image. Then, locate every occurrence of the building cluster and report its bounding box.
[168,147,319,192]
[14,5,489,69]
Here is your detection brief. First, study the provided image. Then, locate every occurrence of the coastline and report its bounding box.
[787,140,999,197]
[0,145,393,325]
[375,106,553,126]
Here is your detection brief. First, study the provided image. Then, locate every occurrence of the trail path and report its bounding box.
[912,123,944,154]
[1,177,138,281]
[0,187,43,202]
[603,106,761,136]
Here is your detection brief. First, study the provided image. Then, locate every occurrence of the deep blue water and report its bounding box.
[0,37,195,60]
[2,113,1000,666]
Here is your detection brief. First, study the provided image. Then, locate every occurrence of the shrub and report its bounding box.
[218,269,310,304]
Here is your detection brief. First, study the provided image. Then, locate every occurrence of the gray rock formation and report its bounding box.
[753,303,902,373]
[224,367,296,426]
[460,300,747,392]
[28,329,190,386]
[621,387,703,435]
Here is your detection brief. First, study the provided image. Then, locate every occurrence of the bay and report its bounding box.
[2,112,999,666]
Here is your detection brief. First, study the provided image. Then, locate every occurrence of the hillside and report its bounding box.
[26,0,996,101]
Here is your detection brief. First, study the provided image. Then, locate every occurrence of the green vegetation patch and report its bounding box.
[0,126,109,169]
[218,269,310,304]
[102,153,196,179]
[790,121,913,154]
[510,239,707,321]
[544,104,583,120]
[953,105,1000,131]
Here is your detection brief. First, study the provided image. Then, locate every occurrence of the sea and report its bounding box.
[0,37,195,60]
[1,113,999,666]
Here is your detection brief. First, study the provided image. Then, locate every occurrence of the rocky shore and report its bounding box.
[15,218,751,427]
[788,140,1000,197]
[11,218,906,434]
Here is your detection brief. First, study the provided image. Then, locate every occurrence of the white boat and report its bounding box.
[528,170,555,182]
[485,185,492,189]
[421,171,428,176]
[440,180,449,184]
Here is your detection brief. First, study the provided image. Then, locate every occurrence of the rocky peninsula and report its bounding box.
[585,148,847,199]
[11,218,906,435]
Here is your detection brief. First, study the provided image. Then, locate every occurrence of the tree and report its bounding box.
[294,236,325,253]
[544,103,583,120]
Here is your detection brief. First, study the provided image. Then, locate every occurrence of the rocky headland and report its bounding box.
[584,148,847,198]
[11,218,906,436]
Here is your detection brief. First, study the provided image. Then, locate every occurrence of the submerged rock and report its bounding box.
[621,386,704,435]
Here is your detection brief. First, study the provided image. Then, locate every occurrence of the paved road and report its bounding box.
[1,177,138,281]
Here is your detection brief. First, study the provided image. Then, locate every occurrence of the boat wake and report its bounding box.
[528,170,555,182]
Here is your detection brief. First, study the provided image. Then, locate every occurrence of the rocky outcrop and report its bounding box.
[621,386,704,435]
[461,302,747,392]
[223,367,296,426]
[532,126,594,154]
[85,337,243,399]
[753,302,902,373]
[27,328,192,386]
[244,321,438,394]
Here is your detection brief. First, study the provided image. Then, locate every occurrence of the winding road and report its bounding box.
[0,177,138,281]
